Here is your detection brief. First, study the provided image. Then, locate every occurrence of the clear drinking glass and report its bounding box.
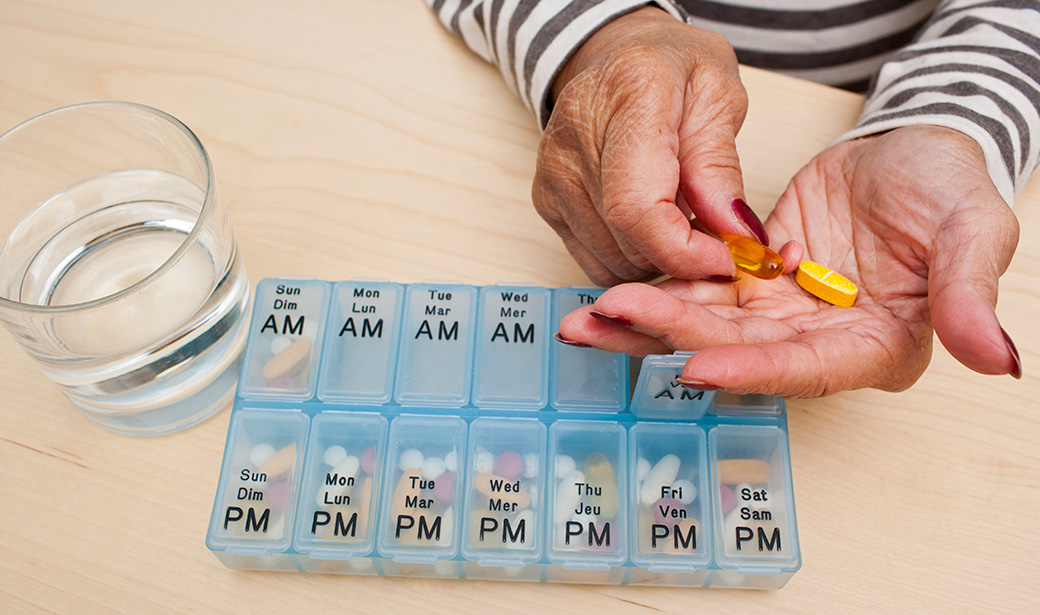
[0,102,251,435]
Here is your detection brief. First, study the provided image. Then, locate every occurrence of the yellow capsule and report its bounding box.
[720,234,783,280]
[795,260,858,307]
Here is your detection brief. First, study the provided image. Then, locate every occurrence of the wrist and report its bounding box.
[550,6,675,103]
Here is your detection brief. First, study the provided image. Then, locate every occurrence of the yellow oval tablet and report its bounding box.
[795,261,858,307]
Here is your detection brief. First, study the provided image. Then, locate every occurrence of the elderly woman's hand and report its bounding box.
[535,7,770,286]
[558,126,1021,396]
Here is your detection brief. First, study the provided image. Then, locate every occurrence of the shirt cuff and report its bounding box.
[531,1,689,128]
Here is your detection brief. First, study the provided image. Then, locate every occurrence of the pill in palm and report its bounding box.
[795,260,858,307]
[721,234,784,280]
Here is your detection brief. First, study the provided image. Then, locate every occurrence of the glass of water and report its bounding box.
[0,102,251,435]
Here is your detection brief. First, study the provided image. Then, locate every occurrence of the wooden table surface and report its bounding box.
[1,1,1037,613]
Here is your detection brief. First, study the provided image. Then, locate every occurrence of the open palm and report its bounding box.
[558,126,1021,397]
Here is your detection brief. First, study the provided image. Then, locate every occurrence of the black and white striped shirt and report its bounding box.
[425,0,1040,205]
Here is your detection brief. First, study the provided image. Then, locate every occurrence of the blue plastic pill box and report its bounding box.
[206,278,800,588]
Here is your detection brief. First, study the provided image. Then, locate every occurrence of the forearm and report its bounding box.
[837,0,1040,206]
[423,0,688,127]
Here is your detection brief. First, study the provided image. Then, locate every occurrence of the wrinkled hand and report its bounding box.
[558,126,1021,396]
[535,7,768,286]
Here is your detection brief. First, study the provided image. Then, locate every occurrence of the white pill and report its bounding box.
[399,448,424,471]
[249,443,276,467]
[348,558,374,571]
[441,506,454,542]
[514,508,535,526]
[636,457,651,482]
[332,455,360,480]
[444,449,457,472]
[673,479,697,504]
[323,445,348,467]
[640,454,681,505]
[474,450,495,474]
[523,452,539,479]
[570,512,597,527]
[555,454,576,479]
[555,476,581,524]
[421,456,446,480]
[434,561,456,575]
[270,336,292,355]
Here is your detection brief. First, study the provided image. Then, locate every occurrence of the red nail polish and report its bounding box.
[1001,327,1022,379]
[704,274,741,283]
[675,377,723,391]
[732,198,769,246]
[589,311,634,328]
[554,332,592,348]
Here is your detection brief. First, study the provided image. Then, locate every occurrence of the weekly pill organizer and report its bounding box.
[206,278,801,588]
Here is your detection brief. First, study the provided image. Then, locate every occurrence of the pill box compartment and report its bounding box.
[472,285,551,410]
[627,422,712,587]
[208,278,800,588]
[545,420,627,584]
[239,279,329,401]
[317,281,404,404]
[376,414,468,578]
[549,287,629,412]
[206,409,309,571]
[461,417,547,581]
[709,425,800,589]
[292,412,388,574]
[393,283,477,408]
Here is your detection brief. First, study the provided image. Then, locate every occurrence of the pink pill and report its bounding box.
[360,446,377,475]
[433,471,455,504]
[719,484,736,515]
[271,376,296,390]
[267,480,290,513]
[493,450,524,481]
[652,498,685,525]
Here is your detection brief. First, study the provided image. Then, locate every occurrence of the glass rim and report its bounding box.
[0,101,217,314]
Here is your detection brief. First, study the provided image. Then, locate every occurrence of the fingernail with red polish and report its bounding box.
[589,311,634,329]
[554,332,591,348]
[1001,327,1022,379]
[675,377,723,391]
[732,198,769,246]
[704,274,741,283]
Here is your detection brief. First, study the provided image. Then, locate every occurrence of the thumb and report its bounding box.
[928,203,1021,378]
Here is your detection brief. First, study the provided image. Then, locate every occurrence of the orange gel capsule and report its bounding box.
[720,234,783,280]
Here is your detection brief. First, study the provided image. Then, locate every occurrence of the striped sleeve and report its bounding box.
[423,1,689,127]
[837,0,1040,205]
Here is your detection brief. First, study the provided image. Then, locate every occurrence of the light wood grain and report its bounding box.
[1,1,1037,613]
